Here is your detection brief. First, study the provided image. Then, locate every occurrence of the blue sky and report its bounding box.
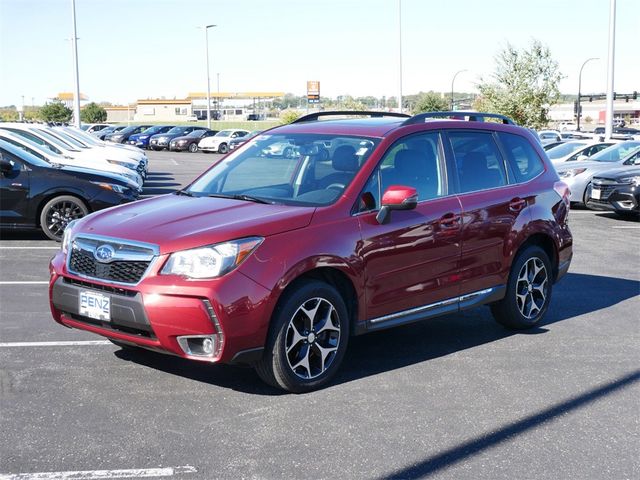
[1,0,638,107]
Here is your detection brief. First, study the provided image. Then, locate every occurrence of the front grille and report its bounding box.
[63,277,137,297]
[67,235,158,285]
[70,249,149,284]
[593,184,617,200]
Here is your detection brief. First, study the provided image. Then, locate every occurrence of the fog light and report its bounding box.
[202,338,214,355]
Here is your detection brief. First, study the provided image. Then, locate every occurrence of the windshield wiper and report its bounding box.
[207,193,271,204]
[175,189,194,196]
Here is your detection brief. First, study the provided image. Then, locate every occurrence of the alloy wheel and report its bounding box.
[285,297,341,380]
[45,200,85,239]
[515,257,548,319]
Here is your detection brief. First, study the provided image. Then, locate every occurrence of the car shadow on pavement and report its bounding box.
[112,272,639,395]
[594,211,639,222]
[141,171,180,196]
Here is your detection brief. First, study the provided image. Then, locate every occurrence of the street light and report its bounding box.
[397,0,403,113]
[577,57,599,132]
[203,24,216,129]
[451,69,467,110]
[70,0,81,127]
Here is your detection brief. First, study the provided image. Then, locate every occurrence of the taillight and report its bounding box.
[554,181,571,207]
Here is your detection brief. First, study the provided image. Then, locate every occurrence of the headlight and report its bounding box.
[619,175,640,186]
[558,168,587,178]
[91,181,128,194]
[177,140,187,145]
[139,135,149,140]
[107,159,137,171]
[61,219,79,254]
[161,237,263,279]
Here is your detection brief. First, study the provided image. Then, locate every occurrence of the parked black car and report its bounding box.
[149,126,208,151]
[105,125,152,144]
[228,130,262,151]
[94,125,126,140]
[587,166,640,217]
[0,140,140,241]
[169,129,218,152]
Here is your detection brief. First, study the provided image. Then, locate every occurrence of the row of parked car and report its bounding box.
[0,123,148,240]
[85,123,262,154]
[535,128,640,217]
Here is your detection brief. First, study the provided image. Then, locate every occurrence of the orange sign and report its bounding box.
[307,81,320,96]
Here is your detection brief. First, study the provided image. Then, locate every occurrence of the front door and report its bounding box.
[356,132,463,325]
[0,149,31,226]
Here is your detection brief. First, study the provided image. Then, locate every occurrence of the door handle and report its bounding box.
[439,212,460,229]
[509,197,527,212]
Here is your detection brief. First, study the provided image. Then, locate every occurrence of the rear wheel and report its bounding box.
[256,280,349,393]
[491,245,552,329]
[218,143,228,154]
[39,195,88,241]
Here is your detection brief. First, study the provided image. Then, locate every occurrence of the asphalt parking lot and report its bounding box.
[0,150,638,480]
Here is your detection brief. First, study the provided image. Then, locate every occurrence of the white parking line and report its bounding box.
[0,247,58,250]
[0,341,111,347]
[611,225,640,229]
[0,281,49,285]
[0,465,197,479]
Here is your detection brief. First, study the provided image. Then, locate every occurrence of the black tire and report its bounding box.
[188,142,198,153]
[39,195,89,241]
[583,182,593,208]
[491,245,553,329]
[255,280,349,393]
[218,143,228,154]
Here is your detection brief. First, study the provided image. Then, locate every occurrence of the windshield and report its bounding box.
[187,133,380,206]
[185,130,205,138]
[589,141,640,163]
[0,140,52,168]
[546,141,587,159]
[215,130,234,137]
[166,127,187,135]
[0,133,65,161]
[61,127,102,146]
[31,128,82,152]
[46,129,89,149]
[141,126,164,135]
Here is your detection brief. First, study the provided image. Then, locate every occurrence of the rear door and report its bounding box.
[357,131,463,325]
[444,130,533,296]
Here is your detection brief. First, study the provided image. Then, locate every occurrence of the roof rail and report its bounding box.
[292,110,411,124]
[403,111,516,126]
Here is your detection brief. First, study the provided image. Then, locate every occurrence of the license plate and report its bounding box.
[79,290,111,321]
[591,188,601,200]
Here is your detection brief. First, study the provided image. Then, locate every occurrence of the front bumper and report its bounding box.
[169,142,189,151]
[49,251,273,365]
[587,183,639,214]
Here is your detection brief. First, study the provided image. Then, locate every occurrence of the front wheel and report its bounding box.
[188,142,198,153]
[491,245,553,329]
[256,281,349,393]
[39,195,89,241]
[218,143,228,154]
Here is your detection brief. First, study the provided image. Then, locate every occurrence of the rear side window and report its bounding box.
[498,132,544,183]
[448,131,507,193]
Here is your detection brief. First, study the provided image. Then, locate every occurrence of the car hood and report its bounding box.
[592,166,640,180]
[75,194,316,254]
[55,164,137,188]
[151,132,184,140]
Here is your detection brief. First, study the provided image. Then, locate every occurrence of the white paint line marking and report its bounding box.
[611,225,640,229]
[170,159,178,165]
[0,246,59,250]
[0,340,111,347]
[0,465,197,479]
[0,281,49,285]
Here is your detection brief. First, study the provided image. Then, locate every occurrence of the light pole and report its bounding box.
[70,0,81,127]
[577,57,599,131]
[203,24,216,129]
[397,0,403,113]
[451,70,467,110]
[216,72,220,118]
[604,0,616,140]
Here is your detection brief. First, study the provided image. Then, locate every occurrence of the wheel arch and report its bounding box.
[36,191,91,227]
[515,232,559,281]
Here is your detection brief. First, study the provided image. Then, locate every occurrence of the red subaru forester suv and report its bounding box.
[49,111,573,392]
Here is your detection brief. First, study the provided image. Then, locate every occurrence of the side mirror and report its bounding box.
[376,186,418,225]
[0,154,14,174]
[576,154,589,162]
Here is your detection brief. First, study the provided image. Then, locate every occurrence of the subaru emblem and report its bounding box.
[94,244,116,263]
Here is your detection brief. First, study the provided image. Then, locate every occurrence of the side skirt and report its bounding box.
[355,285,506,334]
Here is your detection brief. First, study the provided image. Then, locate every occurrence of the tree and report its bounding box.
[280,109,301,124]
[412,92,448,114]
[40,101,72,123]
[475,40,563,129]
[81,102,107,123]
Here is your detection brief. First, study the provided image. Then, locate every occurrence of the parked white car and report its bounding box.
[557,121,578,132]
[198,129,250,154]
[0,130,143,188]
[0,123,143,180]
[547,140,615,165]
